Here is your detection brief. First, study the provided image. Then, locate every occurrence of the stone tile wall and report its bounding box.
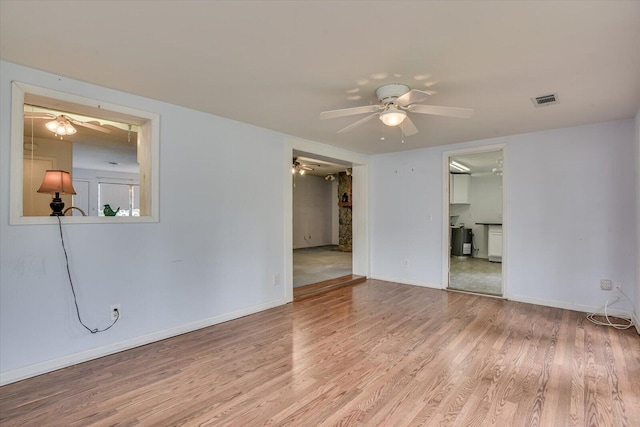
[338,172,352,252]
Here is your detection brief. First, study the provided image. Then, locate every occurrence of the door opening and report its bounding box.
[292,153,354,292]
[443,146,505,296]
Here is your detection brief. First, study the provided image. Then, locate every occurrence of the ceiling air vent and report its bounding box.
[531,93,559,107]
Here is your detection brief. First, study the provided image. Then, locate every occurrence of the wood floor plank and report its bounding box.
[1,279,638,426]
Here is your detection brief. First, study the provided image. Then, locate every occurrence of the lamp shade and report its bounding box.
[37,170,76,195]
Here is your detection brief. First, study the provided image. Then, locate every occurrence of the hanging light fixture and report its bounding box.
[492,159,503,176]
[292,159,313,175]
[45,116,76,136]
[379,106,407,127]
[450,160,470,172]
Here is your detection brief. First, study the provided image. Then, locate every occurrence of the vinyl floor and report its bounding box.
[449,256,503,296]
[293,245,352,287]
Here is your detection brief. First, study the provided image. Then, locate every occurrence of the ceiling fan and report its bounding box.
[24,111,112,136]
[319,84,473,136]
[292,158,320,175]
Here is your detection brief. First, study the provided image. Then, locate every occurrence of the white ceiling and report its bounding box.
[2,1,639,156]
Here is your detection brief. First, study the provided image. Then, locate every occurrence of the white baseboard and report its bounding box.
[369,275,443,290]
[0,298,287,386]
[508,293,634,320]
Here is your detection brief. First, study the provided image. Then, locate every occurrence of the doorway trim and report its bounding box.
[284,139,370,303]
[441,143,508,297]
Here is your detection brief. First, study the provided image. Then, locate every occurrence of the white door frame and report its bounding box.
[441,143,507,296]
[284,139,370,303]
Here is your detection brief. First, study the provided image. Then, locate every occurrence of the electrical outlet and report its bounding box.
[110,304,121,321]
[600,279,613,291]
[404,259,410,267]
[273,274,280,286]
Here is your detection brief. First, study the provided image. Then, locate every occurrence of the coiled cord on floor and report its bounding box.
[586,287,634,330]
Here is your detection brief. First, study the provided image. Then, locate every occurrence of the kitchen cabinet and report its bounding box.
[488,225,502,262]
[450,174,470,204]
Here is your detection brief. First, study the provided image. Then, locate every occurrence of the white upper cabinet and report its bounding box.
[450,174,470,204]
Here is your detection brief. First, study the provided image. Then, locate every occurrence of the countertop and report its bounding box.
[475,222,503,226]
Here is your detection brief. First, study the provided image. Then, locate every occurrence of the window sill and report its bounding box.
[10,215,159,226]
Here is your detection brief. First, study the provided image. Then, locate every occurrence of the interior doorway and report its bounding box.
[291,152,353,289]
[443,146,506,296]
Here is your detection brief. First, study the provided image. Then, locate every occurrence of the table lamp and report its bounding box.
[37,170,76,216]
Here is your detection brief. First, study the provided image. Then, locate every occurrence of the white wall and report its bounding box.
[0,61,293,383]
[635,109,640,331]
[371,119,637,315]
[370,152,444,287]
[292,174,333,249]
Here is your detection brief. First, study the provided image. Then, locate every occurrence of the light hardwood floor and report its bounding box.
[1,280,639,426]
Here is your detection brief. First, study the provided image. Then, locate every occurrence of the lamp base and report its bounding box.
[50,196,65,216]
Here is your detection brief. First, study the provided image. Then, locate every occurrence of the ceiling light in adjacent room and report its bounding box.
[450,160,470,172]
[45,117,76,136]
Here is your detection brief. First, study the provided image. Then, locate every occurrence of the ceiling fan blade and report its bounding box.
[408,104,474,118]
[24,112,56,120]
[337,113,378,134]
[395,89,433,107]
[400,116,419,137]
[65,115,112,133]
[320,105,380,120]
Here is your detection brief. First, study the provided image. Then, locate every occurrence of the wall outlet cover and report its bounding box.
[110,304,121,321]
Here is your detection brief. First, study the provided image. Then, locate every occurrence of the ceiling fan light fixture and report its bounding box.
[379,108,407,127]
[45,118,76,136]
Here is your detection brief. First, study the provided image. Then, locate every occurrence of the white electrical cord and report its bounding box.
[586,287,634,330]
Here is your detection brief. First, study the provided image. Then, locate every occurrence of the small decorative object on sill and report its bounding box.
[103,204,120,216]
[342,193,349,202]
